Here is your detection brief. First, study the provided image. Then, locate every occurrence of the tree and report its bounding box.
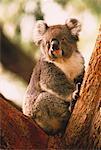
[0,25,101,149]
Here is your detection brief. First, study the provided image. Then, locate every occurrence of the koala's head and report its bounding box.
[33,18,81,61]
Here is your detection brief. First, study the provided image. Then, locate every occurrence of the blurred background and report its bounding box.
[0,0,101,107]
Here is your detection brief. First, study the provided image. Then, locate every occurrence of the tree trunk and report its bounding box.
[48,25,101,149]
[0,26,101,149]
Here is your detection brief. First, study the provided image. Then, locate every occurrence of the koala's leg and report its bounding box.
[32,92,70,135]
[23,89,41,117]
[69,83,81,112]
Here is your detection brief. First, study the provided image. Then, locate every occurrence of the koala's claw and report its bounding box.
[69,101,76,112]
[72,92,79,100]
[69,83,81,112]
[72,82,81,100]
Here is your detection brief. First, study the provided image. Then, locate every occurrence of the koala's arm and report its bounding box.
[40,60,75,100]
[23,60,42,116]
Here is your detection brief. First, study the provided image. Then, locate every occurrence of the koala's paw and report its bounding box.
[72,82,81,100]
[69,83,81,112]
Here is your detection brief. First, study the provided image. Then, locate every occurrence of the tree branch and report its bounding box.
[1,28,36,83]
[0,94,48,149]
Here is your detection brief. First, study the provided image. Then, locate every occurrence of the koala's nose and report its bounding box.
[51,39,59,51]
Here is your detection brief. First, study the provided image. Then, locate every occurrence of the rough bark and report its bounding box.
[48,26,101,149]
[0,28,36,83]
[0,95,48,149]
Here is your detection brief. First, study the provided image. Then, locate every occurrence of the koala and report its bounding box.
[22,18,85,135]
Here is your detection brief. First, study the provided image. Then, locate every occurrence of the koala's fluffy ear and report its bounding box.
[33,20,48,45]
[66,18,81,37]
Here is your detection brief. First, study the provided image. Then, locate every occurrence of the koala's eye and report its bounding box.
[68,35,79,43]
[61,38,67,43]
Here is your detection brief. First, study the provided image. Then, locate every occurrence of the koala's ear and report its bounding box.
[66,18,81,37]
[33,20,48,45]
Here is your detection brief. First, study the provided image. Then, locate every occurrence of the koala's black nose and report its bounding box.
[51,39,59,51]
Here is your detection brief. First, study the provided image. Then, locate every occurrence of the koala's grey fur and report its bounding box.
[23,18,85,135]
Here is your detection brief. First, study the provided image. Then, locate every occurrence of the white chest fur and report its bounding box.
[54,52,84,81]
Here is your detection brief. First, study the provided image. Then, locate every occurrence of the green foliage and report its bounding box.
[1,0,13,3]
[54,0,101,16]
[84,0,101,16]
[54,0,69,7]
[34,1,44,20]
